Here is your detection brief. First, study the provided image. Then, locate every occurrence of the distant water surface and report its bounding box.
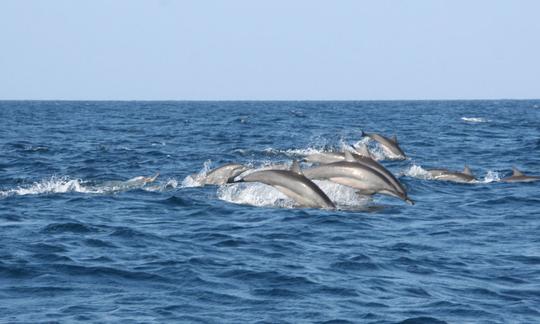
[1,100,539,323]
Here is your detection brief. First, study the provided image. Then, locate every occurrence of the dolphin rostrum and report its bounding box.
[236,161,335,209]
[198,163,250,185]
[303,154,414,205]
[361,131,406,159]
[427,166,476,183]
[501,167,540,183]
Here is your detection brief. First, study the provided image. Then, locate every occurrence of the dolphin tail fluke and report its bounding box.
[405,198,415,205]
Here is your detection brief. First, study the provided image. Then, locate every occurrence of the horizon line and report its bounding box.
[1,98,539,102]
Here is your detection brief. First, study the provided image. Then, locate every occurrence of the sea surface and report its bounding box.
[1,100,539,323]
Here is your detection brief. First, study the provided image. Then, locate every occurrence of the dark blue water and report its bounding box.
[1,101,539,323]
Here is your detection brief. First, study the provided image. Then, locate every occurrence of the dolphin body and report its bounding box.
[302,154,414,205]
[427,166,476,183]
[306,150,409,199]
[100,173,160,192]
[198,163,250,185]
[237,161,335,209]
[361,131,406,159]
[501,167,540,183]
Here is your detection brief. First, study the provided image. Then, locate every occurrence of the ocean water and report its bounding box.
[1,100,539,323]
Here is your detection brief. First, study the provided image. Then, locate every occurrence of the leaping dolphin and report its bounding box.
[303,153,414,205]
[343,149,409,199]
[501,167,540,183]
[427,166,476,183]
[361,131,406,159]
[197,163,250,185]
[306,150,409,199]
[236,161,335,209]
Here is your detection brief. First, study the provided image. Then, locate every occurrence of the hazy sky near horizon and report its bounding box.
[1,0,539,100]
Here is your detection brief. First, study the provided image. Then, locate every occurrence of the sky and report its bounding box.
[1,0,539,100]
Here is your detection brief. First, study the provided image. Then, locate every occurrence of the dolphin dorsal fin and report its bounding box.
[463,165,473,176]
[290,160,303,174]
[391,135,398,143]
[354,144,372,158]
[512,167,524,177]
[344,150,356,162]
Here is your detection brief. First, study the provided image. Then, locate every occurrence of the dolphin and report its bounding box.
[343,150,409,199]
[427,166,476,183]
[236,161,335,209]
[302,155,414,205]
[361,131,406,159]
[99,172,160,192]
[198,163,250,185]
[306,149,409,199]
[501,167,540,183]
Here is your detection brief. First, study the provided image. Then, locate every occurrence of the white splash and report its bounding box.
[0,176,90,197]
[181,160,213,187]
[264,147,326,157]
[461,117,488,123]
[478,170,501,184]
[144,178,179,192]
[217,182,294,208]
[216,179,371,209]
[402,164,434,180]
[352,138,399,161]
[0,174,175,198]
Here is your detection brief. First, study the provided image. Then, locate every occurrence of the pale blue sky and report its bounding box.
[1,0,539,100]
